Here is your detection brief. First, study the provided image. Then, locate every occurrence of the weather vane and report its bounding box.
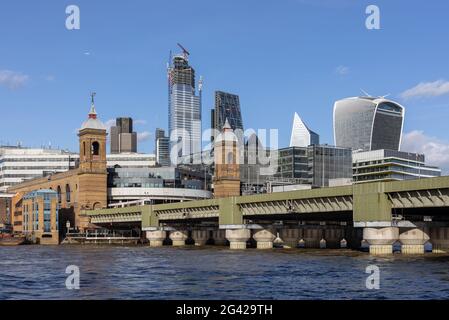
[90,92,96,105]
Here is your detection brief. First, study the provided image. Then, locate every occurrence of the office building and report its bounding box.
[353,149,441,183]
[333,96,405,151]
[107,153,155,168]
[155,128,170,167]
[0,146,78,193]
[289,113,319,147]
[168,49,202,161]
[21,189,59,244]
[211,91,243,142]
[107,166,212,206]
[110,117,137,154]
[273,145,353,188]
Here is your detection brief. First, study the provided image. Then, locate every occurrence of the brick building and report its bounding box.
[9,99,108,235]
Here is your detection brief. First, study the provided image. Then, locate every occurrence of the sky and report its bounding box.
[1,0,449,172]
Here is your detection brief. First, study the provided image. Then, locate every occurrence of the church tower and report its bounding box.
[77,93,108,219]
[213,119,241,198]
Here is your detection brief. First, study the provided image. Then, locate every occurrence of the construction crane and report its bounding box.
[177,43,190,59]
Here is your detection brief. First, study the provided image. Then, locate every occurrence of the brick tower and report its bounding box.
[213,119,241,198]
[77,93,108,228]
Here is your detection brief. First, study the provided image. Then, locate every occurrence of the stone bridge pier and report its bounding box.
[169,230,189,246]
[146,229,167,247]
[225,227,251,250]
[363,227,399,255]
[252,228,276,249]
[399,228,430,254]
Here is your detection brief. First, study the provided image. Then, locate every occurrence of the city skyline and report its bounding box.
[1,0,449,172]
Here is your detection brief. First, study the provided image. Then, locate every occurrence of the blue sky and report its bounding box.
[1,0,449,170]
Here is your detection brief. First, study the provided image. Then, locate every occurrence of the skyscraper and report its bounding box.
[110,117,137,154]
[211,91,243,142]
[289,112,319,147]
[168,47,202,162]
[333,96,405,151]
[155,128,170,167]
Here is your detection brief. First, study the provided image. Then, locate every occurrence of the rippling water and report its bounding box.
[1,245,449,300]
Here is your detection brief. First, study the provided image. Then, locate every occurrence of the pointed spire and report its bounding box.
[89,92,97,119]
[223,118,232,131]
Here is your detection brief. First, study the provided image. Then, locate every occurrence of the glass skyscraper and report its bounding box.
[289,112,319,148]
[211,91,243,142]
[333,96,405,152]
[168,54,202,162]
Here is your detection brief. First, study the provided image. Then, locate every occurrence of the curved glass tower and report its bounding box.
[333,97,405,151]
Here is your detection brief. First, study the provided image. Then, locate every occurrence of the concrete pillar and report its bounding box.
[279,228,301,248]
[430,227,449,253]
[253,228,276,249]
[212,229,227,246]
[399,228,429,254]
[169,230,188,247]
[363,227,399,255]
[340,238,348,248]
[225,228,251,250]
[303,228,321,248]
[191,230,209,246]
[146,230,166,247]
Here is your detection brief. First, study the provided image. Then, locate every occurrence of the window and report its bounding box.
[66,184,71,203]
[92,142,100,156]
[57,186,61,204]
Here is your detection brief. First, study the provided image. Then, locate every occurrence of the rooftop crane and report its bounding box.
[177,43,190,59]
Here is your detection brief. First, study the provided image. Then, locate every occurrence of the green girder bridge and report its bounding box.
[85,176,449,229]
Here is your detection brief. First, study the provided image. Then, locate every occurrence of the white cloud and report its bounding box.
[0,70,29,89]
[401,80,449,99]
[335,65,350,76]
[401,130,449,174]
[137,131,151,142]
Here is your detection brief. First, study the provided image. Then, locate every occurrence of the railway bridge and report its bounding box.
[85,176,449,254]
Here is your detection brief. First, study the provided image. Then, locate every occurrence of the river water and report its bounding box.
[1,245,449,300]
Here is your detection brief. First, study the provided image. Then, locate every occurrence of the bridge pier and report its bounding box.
[399,228,429,254]
[279,228,302,248]
[253,228,276,249]
[146,230,166,247]
[363,227,399,255]
[429,227,449,253]
[191,230,209,246]
[212,229,227,246]
[225,228,251,250]
[169,230,188,246]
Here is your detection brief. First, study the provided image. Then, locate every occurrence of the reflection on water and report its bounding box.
[1,246,449,300]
